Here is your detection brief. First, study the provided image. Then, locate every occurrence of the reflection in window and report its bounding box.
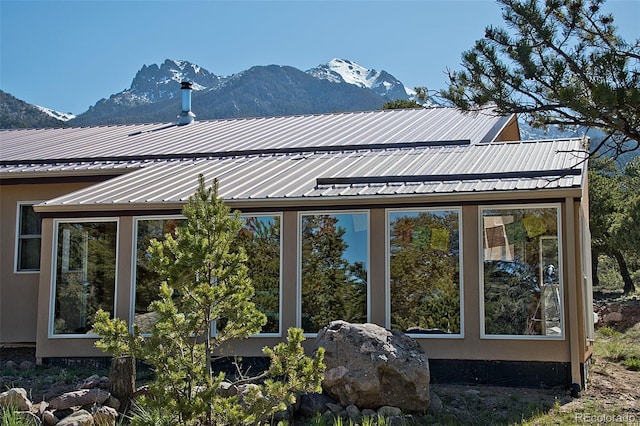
[134,218,183,333]
[134,215,281,334]
[300,213,368,333]
[17,203,42,271]
[237,215,281,334]
[389,210,461,335]
[482,206,562,337]
[53,221,117,335]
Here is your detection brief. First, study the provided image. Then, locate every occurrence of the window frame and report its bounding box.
[131,213,284,338]
[479,203,565,340]
[49,218,120,339]
[385,207,464,339]
[14,201,43,273]
[297,210,371,337]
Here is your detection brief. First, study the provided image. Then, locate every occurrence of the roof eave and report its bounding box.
[33,186,585,214]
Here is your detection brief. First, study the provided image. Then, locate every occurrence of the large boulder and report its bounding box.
[315,321,430,412]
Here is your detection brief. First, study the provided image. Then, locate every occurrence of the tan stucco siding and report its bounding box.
[0,183,91,345]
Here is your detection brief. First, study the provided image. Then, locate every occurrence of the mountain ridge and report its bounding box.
[64,58,416,126]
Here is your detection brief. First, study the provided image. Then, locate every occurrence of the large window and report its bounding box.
[133,217,183,333]
[133,215,281,335]
[481,205,563,338]
[299,212,369,334]
[16,203,42,272]
[52,220,118,336]
[237,215,282,335]
[388,209,462,336]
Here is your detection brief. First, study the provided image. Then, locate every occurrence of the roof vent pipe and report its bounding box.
[178,81,196,125]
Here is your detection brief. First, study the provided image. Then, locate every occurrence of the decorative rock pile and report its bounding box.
[1,321,440,424]
[0,375,120,426]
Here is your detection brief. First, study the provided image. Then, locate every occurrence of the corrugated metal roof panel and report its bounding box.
[36,138,587,210]
[1,108,510,164]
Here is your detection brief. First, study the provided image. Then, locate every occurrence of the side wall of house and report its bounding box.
[0,183,92,345]
[34,195,584,373]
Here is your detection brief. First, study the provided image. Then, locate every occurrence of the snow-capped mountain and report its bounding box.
[8,58,433,127]
[70,58,416,126]
[34,105,75,122]
[91,59,222,111]
[128,59,221,102]
[307,58,410,100]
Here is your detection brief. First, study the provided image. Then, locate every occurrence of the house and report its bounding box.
[0,86,594,390]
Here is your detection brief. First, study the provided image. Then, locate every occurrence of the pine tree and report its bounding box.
[442,0,639,158]
[93,175,324,425]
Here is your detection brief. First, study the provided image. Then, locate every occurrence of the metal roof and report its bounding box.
[1,108,511,168]
[37,138,588,211]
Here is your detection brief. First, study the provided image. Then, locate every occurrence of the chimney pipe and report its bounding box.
[178,81,196,125]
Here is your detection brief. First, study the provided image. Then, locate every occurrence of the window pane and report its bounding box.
[301,213,368,333]
[53,221,117,335]
[20,205,42,235]
[134,219,182,333]
[18,237,41,270]
[482,207,562,336]
[17,204,41,271]
[238,216,281,334]
[134,216,281,335]
[389,210,461,335]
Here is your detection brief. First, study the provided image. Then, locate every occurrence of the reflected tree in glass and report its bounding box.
[237,216,281,334]
[389,211,461,334]
[54,222,117,334]
[301,214,367,333]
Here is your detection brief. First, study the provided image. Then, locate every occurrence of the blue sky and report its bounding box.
[1,0,638,115]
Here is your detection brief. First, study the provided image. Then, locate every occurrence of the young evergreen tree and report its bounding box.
[442,0,639,158]
[93,175,324,425]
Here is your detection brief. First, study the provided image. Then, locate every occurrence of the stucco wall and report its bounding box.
[0,183,91,344]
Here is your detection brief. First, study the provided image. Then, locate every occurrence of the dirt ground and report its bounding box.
[432,298,640,424]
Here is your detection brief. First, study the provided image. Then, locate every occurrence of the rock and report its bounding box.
[4,360,17,370]
[80,375,101,389]
[326,402,344,414]
[43,410,59,426]
[603,311,623,324]
[316,320,430,411]
[346,404,360,420]
[92,406,118,426]
[377,406,402,417]
[389,415,405,426]
[48,389,110,411]
[217,381,237,397]
[297,393,337,417]
[236,384,262,408]
[32,401,49,418]
[99,377,110,389]
[56,409,94,426]
[19,360,36,371]
[104,395,120,411]
[429,391,442,413]
[362,408,377,418]
[0,387,32,411]
[52,408,74,420]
